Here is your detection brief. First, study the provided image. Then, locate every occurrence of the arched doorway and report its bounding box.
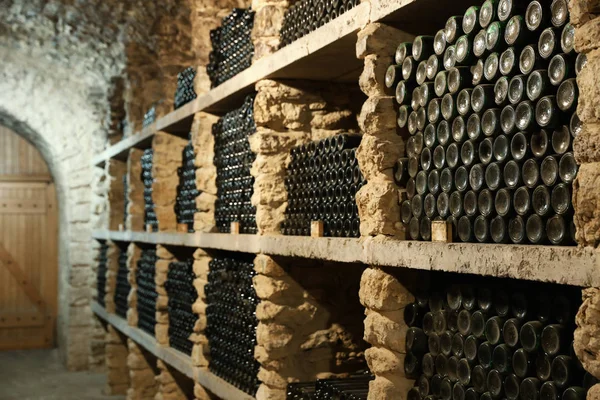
[0,125,57,349]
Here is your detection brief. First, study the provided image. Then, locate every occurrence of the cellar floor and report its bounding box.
[0,349,123,400]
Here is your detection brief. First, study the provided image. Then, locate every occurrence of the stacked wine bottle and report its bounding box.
[404,273,596,400]
[123,174,129,226]
[213,94,257,234]
[114,248,130,318]
[392,0,582,244]
[278,0,360,48]
[141,149,158,231]
[165,257,196,355]
[175,143,198,232]
[207,9,255,88]
[96,241,108,307]
[174,67,197,109]
[282,134,365,237]
[143,106,156,128]
[136,248,158,336]
[205,253,260,395]
[286,374,373,399]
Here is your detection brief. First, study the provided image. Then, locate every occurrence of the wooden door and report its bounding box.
[0,126,57,349]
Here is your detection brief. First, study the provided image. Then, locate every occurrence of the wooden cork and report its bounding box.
[176,223,188,233]
[311,221,324,237]
[431,220,453,243]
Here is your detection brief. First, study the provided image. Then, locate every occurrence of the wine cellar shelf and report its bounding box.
[91,302,255,400]
[92,230,600,287]
[92,0,478,167]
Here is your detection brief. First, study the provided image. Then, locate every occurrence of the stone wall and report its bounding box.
[127,149,146,231]
[105,325,131,395]
[251,0,287,61]
[572,1,600,247]
[104,242,121,314]
[155,360,195,400]
[155,245,175,346]
[253,254,367,400]
[358,267,417,399]
[127,340,159,400]
[190,113,219,233]
[108,160,128,231]
[355,23,413,238]
[251,79,362,235]
[190,249,211,370]
[152,133,188,232]
[127,244,143,327]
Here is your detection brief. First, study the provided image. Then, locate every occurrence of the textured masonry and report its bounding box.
[105,325,130,395]
[253,254,367,400]
[251,0,287,61]
[156,245,175,346]
[104,242,120,314]
[190,249,211,369]
[251,79,362,235]
[355,23,413,238]
[190,113,219,233]
[127,244,142,327]
[358,267,417,399]
[155,359,195,400]
[127,339,159,400]
[153,133,189,232]
[108,160,128,231]
[127,149,145,232]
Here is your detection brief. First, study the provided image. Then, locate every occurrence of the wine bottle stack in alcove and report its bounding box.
[96,241,108,307]
[205,253,260,395]
[403,272,596,400]
[165,257,196,355]
[114,248,130,318]
[175,143,198,232]
[279,0,361,48]
[123,174,129,226]
[136,248,158,336]
[141,149,158,231]
[287,373,373,399]
[174,67,198,109]
[282,134,365,237]
[213,94,257,234]
[393,0,581,245]
[206,9,255,88]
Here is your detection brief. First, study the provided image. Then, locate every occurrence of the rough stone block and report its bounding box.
[254,255,286,277]
[576,17,600,53]
[359,268,415,311]
[356,179,404,237]
[577,48,600,123]
[363,311,408,353]
[357,132,403,181]
[573,163,600,246]
[358,96,399,134]
[570,0,600,26]
[356,23,413,60]
[365,346,406,375]
[368,375,413,400]
[575,288,600,378]
[256,383,287,400]
[256,322,295,353]
[575,122,600,163]
[249,128,308,155]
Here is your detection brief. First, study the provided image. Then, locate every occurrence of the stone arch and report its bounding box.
[0,51,110,370]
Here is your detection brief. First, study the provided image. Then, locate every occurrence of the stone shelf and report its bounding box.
[92,123,156,167]
[92,0,481,167]
[92,230,600,287]
[91,302,255,400]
